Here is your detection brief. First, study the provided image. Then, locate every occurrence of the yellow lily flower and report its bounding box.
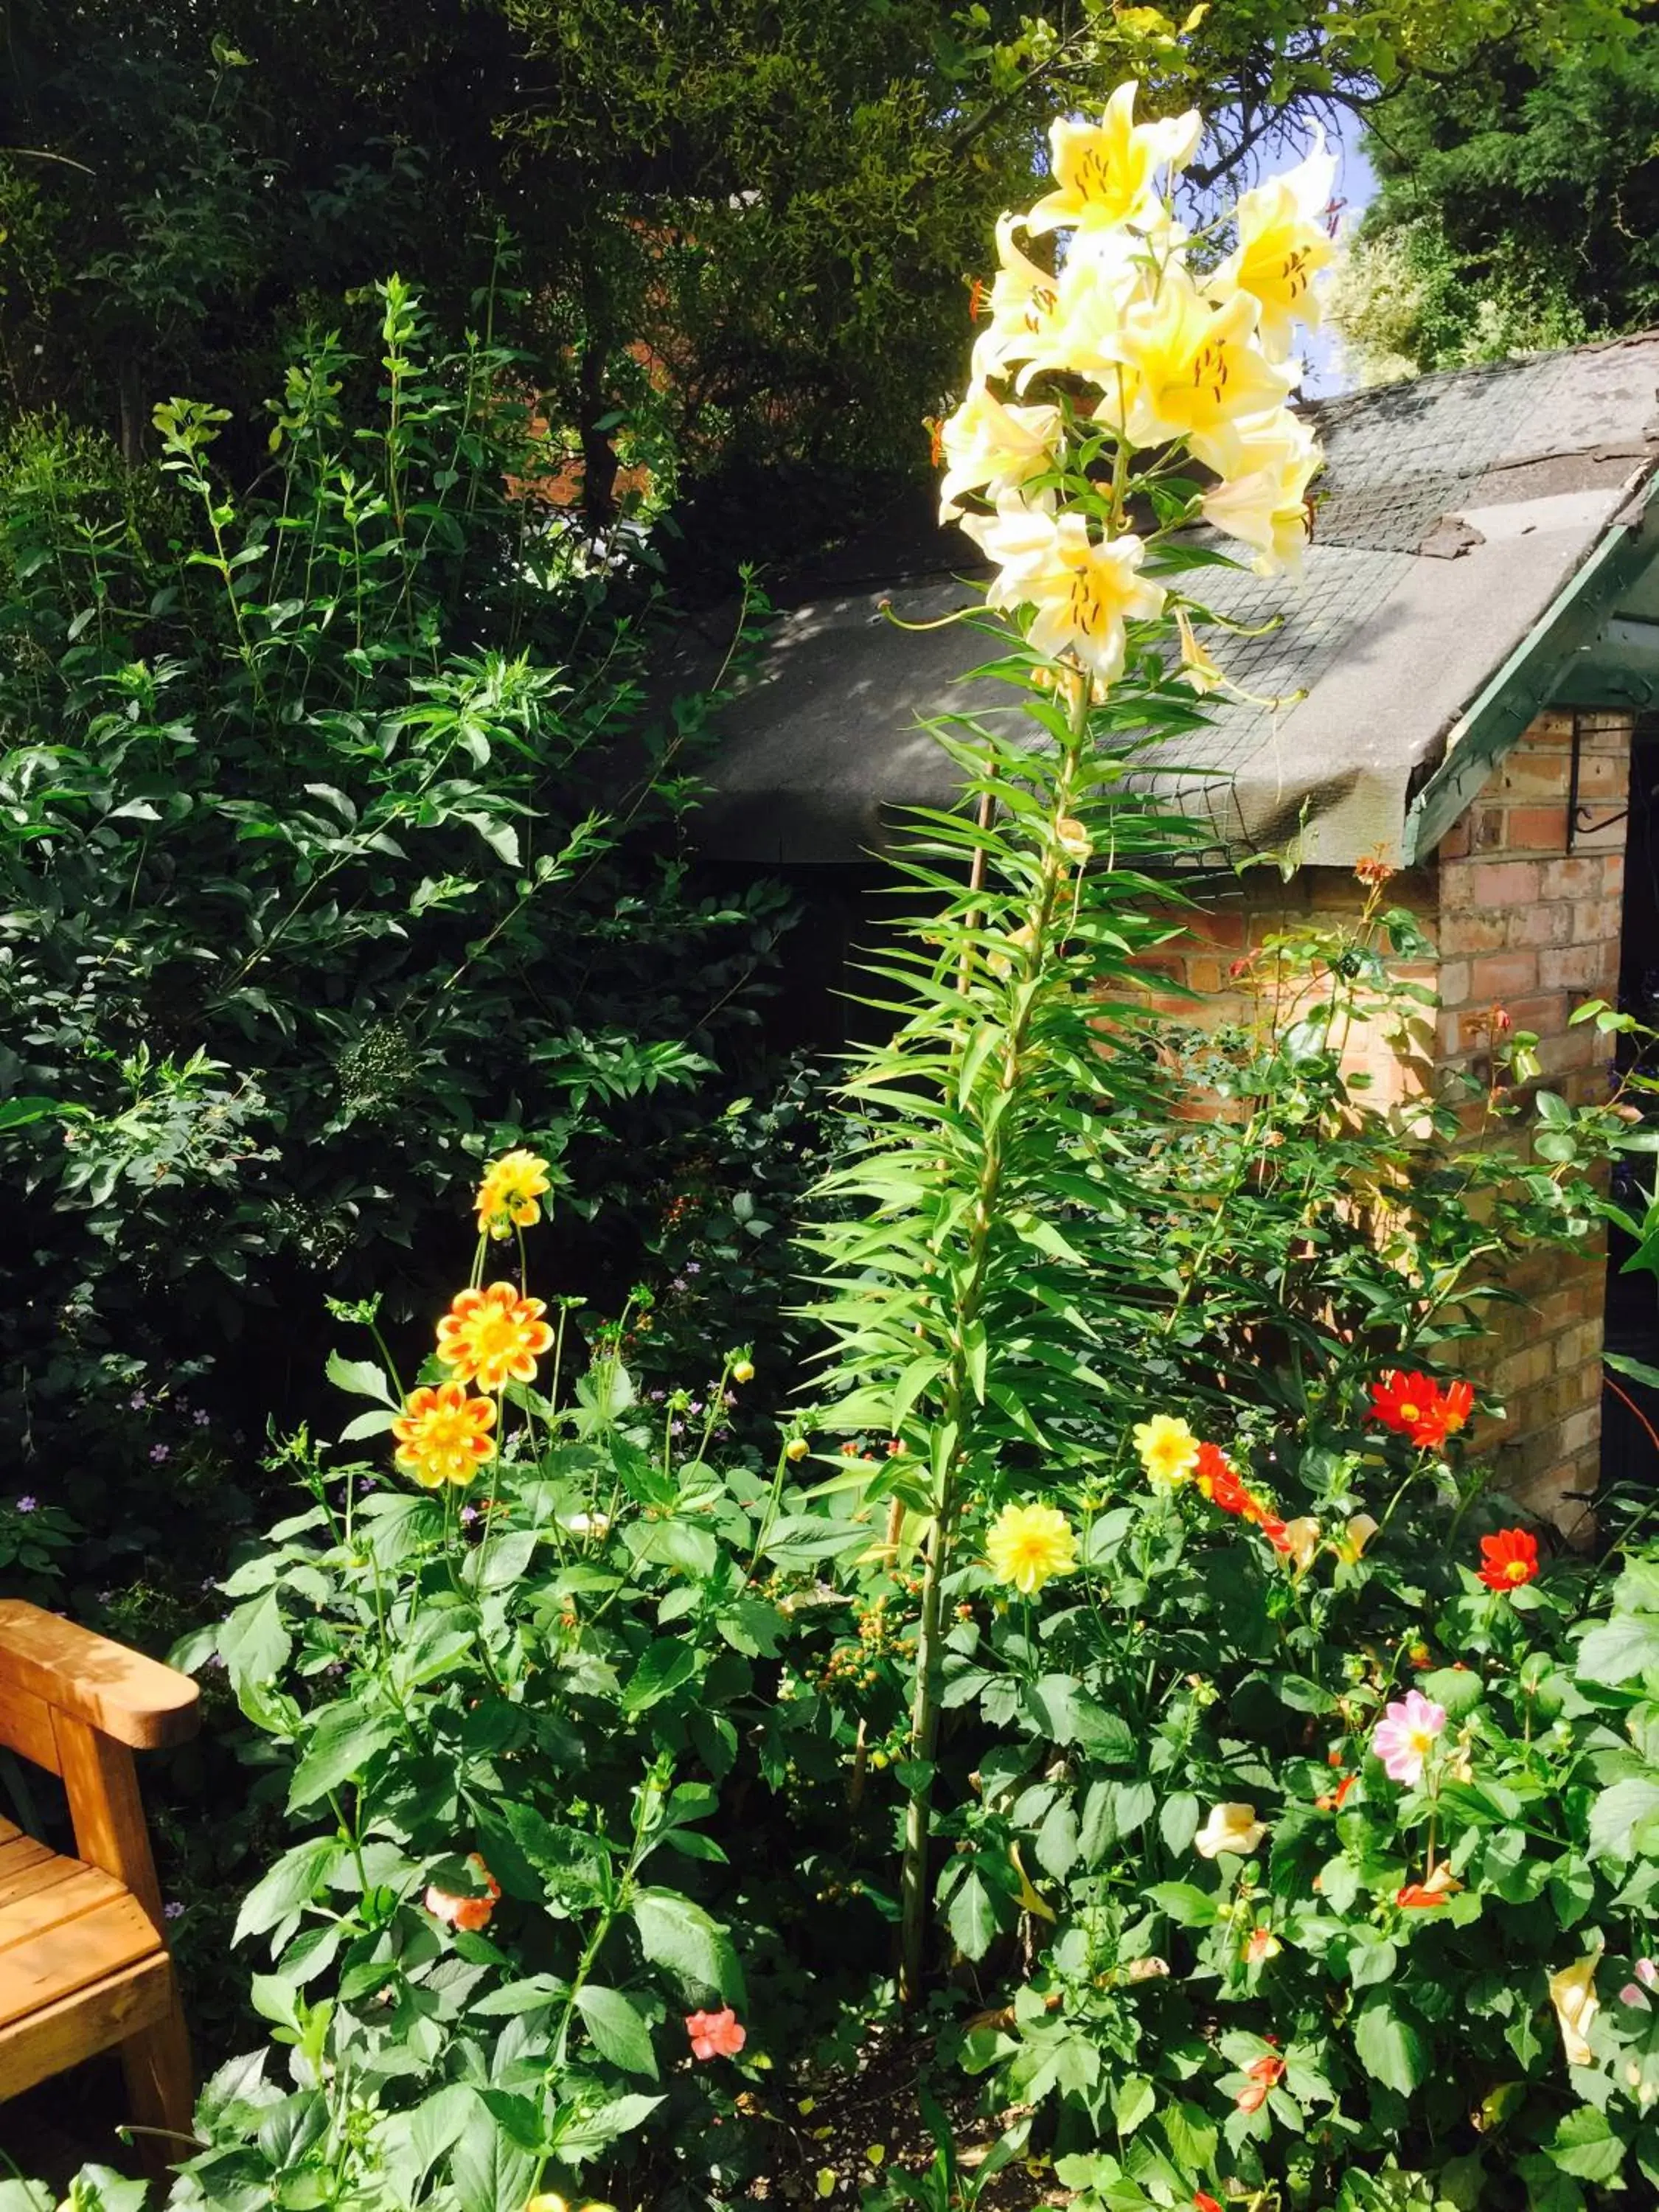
[1174,607,1225,695]
[1550,1954,1601,2068]
[1016,237,1146,398]
[971,215,1063,382]
[961,502,1165,682]
[1120,272,1294,451]
[1212,127,1339,362]
[938,383,1061,520]
[1027,81,1200,237]
[1197,409,1320,579]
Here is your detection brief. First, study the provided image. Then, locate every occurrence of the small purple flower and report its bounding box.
[15,1495,38,1514]
[98,1587,115,1602]
[671,1276,688,1293]
[689,1400,704,1416]
[670,1419,685,1438]
[163,1899,184,1921]
[193,1408,211,1427]
[128,1391,148,1411]
[685,1262,702,1276]
[724,1391,737,1409]
[149,1444,170,1464]
[648,1389,667,1402]
[459,1505,479,1527]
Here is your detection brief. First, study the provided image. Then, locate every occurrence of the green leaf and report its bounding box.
[630,1888,745,2003]
[621,1638,699,1714]
[325,1350,395,1404]
[946,1866,1005,1961]
[451,2104,538,2212]
[1547,2105,1626,2183]
[218,1588,292,1691]
[552,2092,664,2163]
[1578,1613,1659,1688]
[1113,2073,1155,2135]
[1587,1776,1659,1863]
[1144,1882,1217,1927]
[233,1837,344,1944]
[406,2084,477,2185]
[1353,1993,1427,2095]
[1158,1791,1200,1857]
[287,1705,401,1812]
[1419,1666,1483,1719]
[576,1984,660,2078]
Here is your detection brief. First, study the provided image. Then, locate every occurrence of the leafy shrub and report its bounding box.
[0,277,789,1582]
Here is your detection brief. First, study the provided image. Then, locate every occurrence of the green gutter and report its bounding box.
[1401,470,1659,865]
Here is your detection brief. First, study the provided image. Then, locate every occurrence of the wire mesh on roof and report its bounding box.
[1147,349,1582,815]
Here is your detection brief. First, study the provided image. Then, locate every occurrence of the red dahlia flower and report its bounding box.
[1370,1370,1474,1450]
[1478,1526,1540,1592]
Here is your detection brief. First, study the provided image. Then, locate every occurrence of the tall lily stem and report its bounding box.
[897,674,1091,2003]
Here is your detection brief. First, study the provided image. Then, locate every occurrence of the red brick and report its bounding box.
[1540,943,1617,992]
[1468,950,1539,1001]
[1437,817,1473,860]
[1571,898,1622,944]
[1504,806,1570,853]
[1439,909,1509,954]
[1498,754,1572,799]
[1462,860,1545,909]
[1508,902,1573,948]
[1539,858,1604,901]
[1436,958,1471,1009]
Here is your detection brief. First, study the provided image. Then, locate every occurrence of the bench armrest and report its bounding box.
[0,1599,201,1750]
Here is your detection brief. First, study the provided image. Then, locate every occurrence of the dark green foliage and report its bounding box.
[1343,27,1659,375]
[0,279,790,1576]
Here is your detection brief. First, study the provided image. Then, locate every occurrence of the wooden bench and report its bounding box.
[0,1599,200,2168]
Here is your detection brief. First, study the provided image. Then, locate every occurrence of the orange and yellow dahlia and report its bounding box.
[392,1382,497,1489]
[436,1281,554,1392]
[473,1149,552,1241]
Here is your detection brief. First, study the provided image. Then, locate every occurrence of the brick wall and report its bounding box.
[1143,709,1634,1530]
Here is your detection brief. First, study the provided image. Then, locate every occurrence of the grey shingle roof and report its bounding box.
[696,333,1659,867]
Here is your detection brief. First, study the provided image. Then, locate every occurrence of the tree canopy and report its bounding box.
[1330,20,1659,381]
[2,0,1648,554]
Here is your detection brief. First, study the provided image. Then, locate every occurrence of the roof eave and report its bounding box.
[1400,468,1659,866]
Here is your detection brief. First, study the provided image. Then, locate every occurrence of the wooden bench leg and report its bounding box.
[119,1977,195,2180]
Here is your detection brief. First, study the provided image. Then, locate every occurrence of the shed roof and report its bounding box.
[695,333,1659,869]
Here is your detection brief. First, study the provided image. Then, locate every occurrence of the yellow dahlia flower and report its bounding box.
[1133,1413,1200,1488]
[985,1502,1078,1596]
[474,1149,552,1241]
[392,1382,497,1489]
[436,1281,554,1391]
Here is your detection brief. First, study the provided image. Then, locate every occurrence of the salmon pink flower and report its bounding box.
[1194,2196,1223,2212]
[1244,1924,1281,1963]
[425,1853,500,1932]
[1477,1527,1539,1592]
[686,2006,746,2061]
[1397,1863,1460,1908]
[1371,1689,1446,1786]
[1234,2053,1284,2112]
